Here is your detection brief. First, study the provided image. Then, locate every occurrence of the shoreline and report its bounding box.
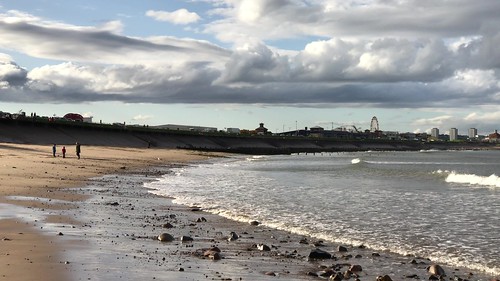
[1,143,498,281]
[0,143,221,281]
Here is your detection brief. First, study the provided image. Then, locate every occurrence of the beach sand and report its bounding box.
[1,143,497,281]
[0,143,216,280]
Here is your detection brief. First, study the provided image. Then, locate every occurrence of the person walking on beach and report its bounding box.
[76,142,81,159]
[62,146,66,158]
[52,144,56,157]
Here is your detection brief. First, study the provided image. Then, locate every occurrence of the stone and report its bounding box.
[428,264,446,276]
[349,264,362,272]
[338,245,348,252]
[329,273,343,281]
[249,220,260,226]
[157,233,174,242]
[257,244,271,251]
[196,217,207,222]
[203,247,221,257]
[162,223,174,228]
[264,272,276,276]
[180,236,193,242]
[308,248,332,260]
[228,231,239,241]
[313,240,325,247]
[319,270,334,277]
[376,275,393,281]
[209,252,221,260]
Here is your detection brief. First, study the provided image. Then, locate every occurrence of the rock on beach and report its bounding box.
[157,233,174,242]
[308,248,332,260]
[428,264,446,276]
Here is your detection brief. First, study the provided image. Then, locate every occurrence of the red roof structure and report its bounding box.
[63,113,84,122]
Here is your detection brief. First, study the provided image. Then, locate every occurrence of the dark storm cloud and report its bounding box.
[0,57,28,86]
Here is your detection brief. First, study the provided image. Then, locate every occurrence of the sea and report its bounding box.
[145,150,500,276]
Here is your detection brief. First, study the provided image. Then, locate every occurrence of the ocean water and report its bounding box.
[146,150,500,276]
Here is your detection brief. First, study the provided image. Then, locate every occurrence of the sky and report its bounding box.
[0,0,499,135]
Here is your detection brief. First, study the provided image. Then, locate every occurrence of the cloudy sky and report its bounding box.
[0,0,499,134]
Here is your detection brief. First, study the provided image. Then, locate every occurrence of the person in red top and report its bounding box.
[62,146,66,158]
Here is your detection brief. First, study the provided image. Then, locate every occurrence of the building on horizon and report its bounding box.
[255,123,269,135]
[449,128,458,141]
[431,128,439,138]
[153,124,217,132]
[468,128,478,139]
[370,116,379,132]
[487,130,500,143]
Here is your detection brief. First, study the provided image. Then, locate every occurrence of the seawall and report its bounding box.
[0,119,495,154]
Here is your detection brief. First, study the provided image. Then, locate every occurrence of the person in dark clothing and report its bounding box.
[76,142,81,159]
[62,146,66,158]
[52,144,56,157]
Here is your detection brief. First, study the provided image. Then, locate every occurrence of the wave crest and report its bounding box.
[351,158,362,164]
[438,170,500,188]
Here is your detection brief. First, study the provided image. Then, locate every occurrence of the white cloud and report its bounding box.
[132,114,153,122]
[0,10,228,67]
[0,3,499,115]
[146,9,201,25]
[412,109,500,134]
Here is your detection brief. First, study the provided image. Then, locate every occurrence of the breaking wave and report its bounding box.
[351,158,362,164]
[435,170,500,188]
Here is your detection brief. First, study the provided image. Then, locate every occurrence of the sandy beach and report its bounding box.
[1,143,498,281]
[0,143,217,280]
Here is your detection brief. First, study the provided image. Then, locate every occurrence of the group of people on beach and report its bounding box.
[52,142,81,159]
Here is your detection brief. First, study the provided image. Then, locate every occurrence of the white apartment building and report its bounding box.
[449,128,458,141]
[468,128,477,139]
[431,128,439,138]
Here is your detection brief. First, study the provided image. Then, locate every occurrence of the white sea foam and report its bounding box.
[351,158,361,164]
[419,149,440,153]
[246,155,267,161]
[446,172,500,188]
[147,152,500,277]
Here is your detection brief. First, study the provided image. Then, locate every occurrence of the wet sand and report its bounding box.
[0,143,217,281]
[0,143,497,281]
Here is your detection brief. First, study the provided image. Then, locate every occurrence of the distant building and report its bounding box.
[153,124,217,132]
[64,113,84,122]
[449,128,458,141]
[83,116,93,123]
[370,116,379,132]
[431,128,439,139]
[468,128,477,139]
[383,131,400,140]
[255,123,268,135]
[310,126,324,137]
[488,130,500,143]
[226,128,240,134]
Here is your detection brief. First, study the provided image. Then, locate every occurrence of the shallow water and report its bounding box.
[146,150,500,276]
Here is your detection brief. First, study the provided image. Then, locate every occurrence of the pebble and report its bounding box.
[157,233,174,242]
